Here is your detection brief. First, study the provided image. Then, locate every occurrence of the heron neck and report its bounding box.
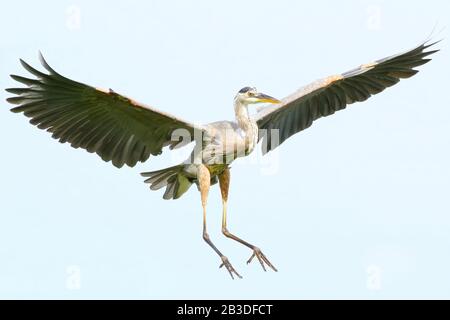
[234,100,253,132]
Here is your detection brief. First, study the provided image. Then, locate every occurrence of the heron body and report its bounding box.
[145,93,262,201]
[6,39,439,278]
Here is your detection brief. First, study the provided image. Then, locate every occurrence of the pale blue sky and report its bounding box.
[1,0,449,299]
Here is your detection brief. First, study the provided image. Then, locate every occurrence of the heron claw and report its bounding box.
[220,256,242,279]
[247,247,278,272]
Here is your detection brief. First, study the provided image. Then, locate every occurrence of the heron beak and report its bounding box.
[254,93,281,104]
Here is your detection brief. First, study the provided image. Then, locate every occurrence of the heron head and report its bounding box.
[236,87,281,105]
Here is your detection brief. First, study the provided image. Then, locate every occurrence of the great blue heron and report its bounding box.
[6,39,438,279]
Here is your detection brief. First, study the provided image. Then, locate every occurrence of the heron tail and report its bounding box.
[141,165,193,200]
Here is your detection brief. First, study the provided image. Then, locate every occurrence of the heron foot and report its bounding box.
[247,247,278,272]
[219,256,242,279]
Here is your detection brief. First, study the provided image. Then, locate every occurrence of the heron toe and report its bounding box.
[247,247,278,272]
[219,256,242,279]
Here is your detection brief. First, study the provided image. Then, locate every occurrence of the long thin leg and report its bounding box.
[198,164,241,279]
[219,168,277,272]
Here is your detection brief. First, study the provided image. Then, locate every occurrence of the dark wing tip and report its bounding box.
[19,58,32,70]
[38,51,46,65]
[6,97,22,105]
[5,87,22,94]
[38,51,59,75]
[424,38,443,49]
[38,51,50,70]
[422,39,442,58]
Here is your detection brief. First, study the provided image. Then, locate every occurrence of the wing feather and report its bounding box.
[7,53,206,168]
[255,40,439,153]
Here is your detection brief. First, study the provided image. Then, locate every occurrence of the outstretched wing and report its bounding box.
[6,54,206,168]
[254,40,439,154]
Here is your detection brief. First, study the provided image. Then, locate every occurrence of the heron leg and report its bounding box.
[219,168,278,272]
[198,164,241,279]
